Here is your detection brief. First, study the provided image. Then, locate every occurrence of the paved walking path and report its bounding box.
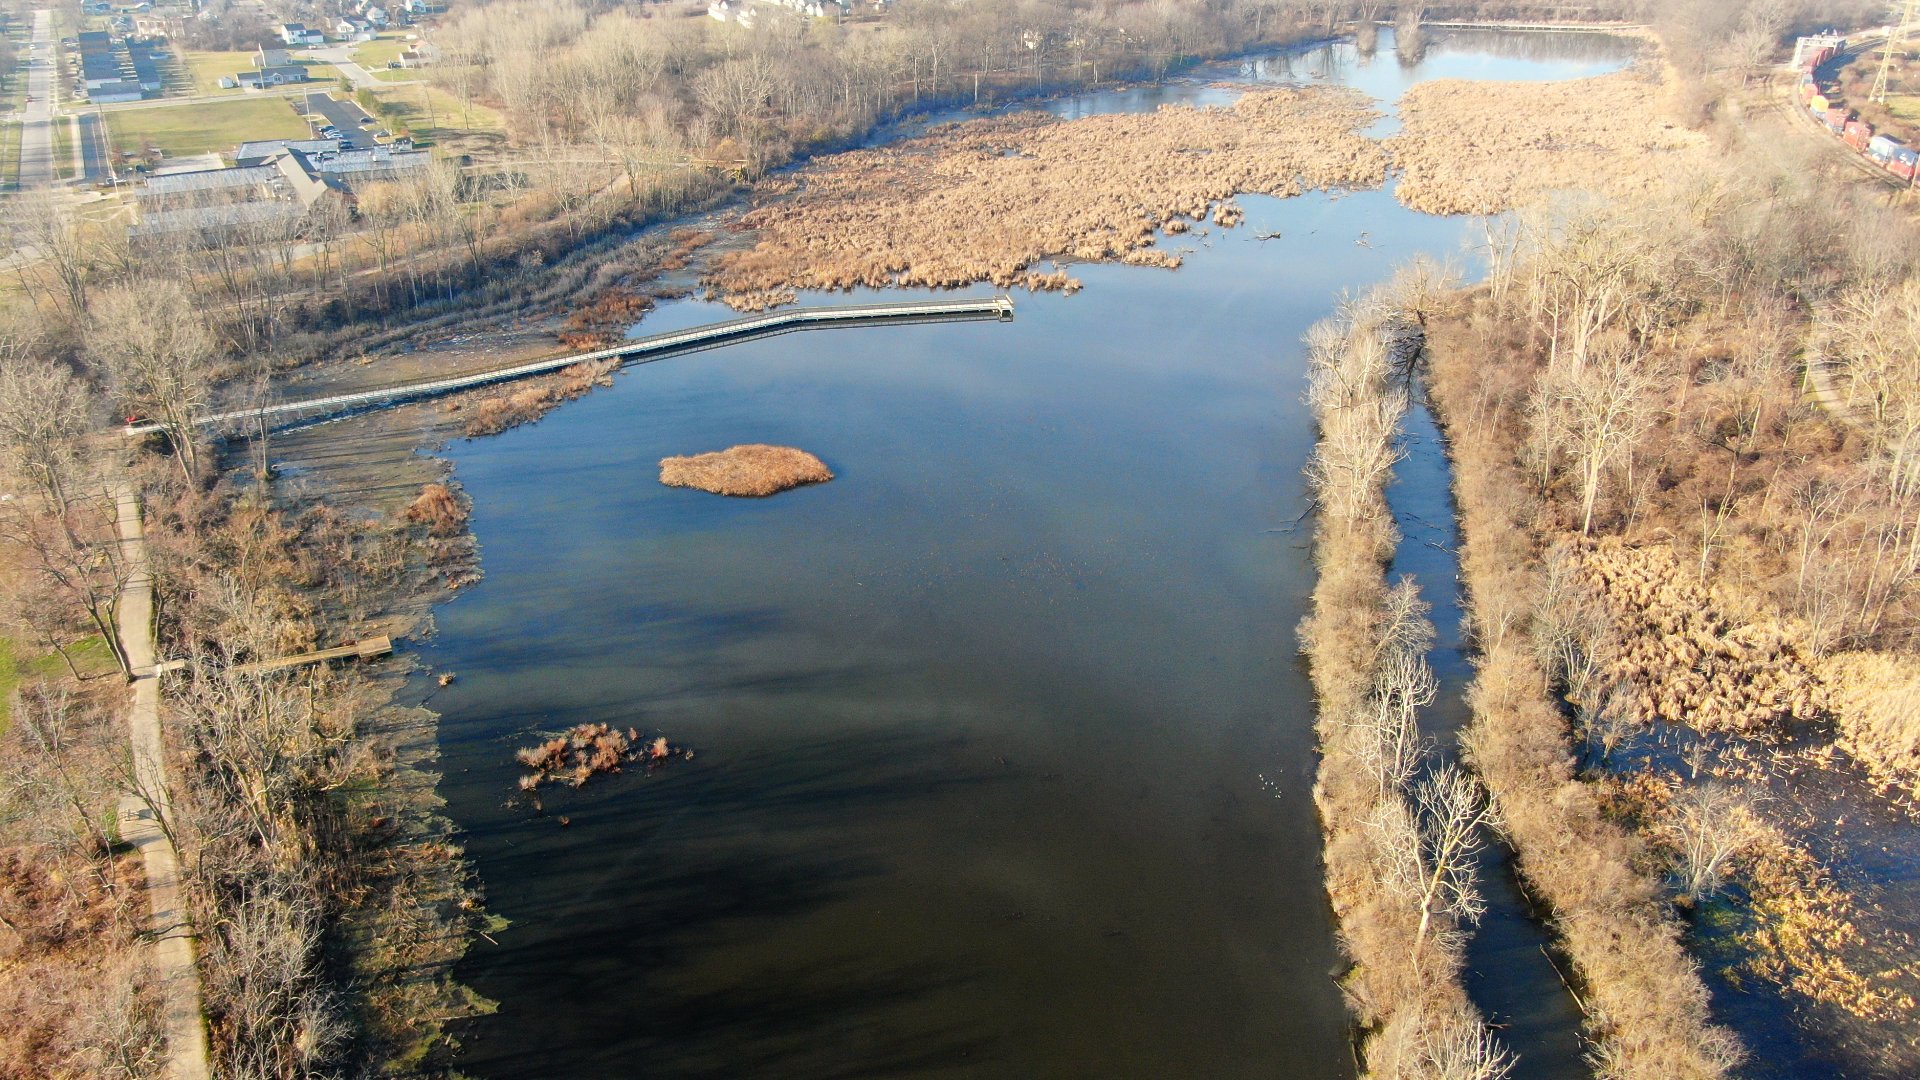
[113,485,212,1080]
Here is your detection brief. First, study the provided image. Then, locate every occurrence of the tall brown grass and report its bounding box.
[1300,287,1509,1077]
[1819,651,1920,797]
[1426,309,1744,1080]
[709,88,1389,304]
[403,482,470,538]
[1386,69,1713,216]
[658,444,833,497]
[1577,539,1825,734]
[457,358,618,438]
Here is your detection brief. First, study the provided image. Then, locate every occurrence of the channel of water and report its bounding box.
[411,29,1635,1078]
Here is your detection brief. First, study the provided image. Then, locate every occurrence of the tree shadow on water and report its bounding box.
[450,724,1007,1079]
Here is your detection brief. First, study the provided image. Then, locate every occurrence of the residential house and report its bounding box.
[333,16,373,40]
[707,0,755,26]
[278,22,325,46]
[396,40,438,67]
[236,65,310,89]
[255,46,292,67]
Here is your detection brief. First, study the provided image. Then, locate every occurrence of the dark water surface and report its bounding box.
[419,29,1635,1079]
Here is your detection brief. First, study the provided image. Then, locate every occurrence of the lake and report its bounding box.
[416,27,1637,1079]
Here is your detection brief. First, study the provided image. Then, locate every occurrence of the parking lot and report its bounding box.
[300,92,383,143]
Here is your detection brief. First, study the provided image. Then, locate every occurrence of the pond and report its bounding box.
[415,27,1637,1079]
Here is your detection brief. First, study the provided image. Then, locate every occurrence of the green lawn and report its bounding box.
[0,634,112,735]
[0,27,25,116]
[370,82,504,141]
[108,96,309,157]
[353,34,410,70]
[179,48,345,95]
[0,119,19,188]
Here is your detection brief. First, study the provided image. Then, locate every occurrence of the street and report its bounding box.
[17,9,55,187]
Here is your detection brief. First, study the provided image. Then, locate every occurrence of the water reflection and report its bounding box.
[423,30,1634,1080]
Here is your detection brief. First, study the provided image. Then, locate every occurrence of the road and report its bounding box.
[303,43,412,89]
[113,484,212,1080]
[75,110,109,183]
[17,9,55,187]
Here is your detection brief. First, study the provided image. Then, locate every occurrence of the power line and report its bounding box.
[1870,0,1920,103]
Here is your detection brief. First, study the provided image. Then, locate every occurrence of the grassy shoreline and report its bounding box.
[1423,302,1742,1079]
[1299,275,1510,1075]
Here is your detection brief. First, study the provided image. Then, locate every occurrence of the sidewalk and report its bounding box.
[113,484,212,1080]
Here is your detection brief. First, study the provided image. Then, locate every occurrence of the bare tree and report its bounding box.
[1661,783,1758,903]
[1823,279,1920,501]
[7,188,95,322]
[88,280,218,482]
[1419,1013,1516,1080]
[1352,578,1438,796]
[9,683,116,861]
[0,494,133,676]
[0,356,94,513]
[1408,765,1492,953]
[1532,335,1660,534]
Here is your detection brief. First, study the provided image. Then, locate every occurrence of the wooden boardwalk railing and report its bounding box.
[232,635,393,675]
[127,295,1016,437]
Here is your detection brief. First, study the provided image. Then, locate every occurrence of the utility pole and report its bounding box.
[1870,0,1920,103]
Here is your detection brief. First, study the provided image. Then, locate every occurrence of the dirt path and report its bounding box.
[113,484,212,1080]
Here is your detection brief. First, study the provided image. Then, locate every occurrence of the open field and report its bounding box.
[177,49,255,94]
[107,96,308,157]
[368,81,505,141]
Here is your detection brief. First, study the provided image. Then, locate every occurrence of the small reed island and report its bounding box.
[659,444,833,497]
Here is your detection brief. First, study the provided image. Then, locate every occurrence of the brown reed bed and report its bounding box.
[1299,282,1508,1076]
[1425,311,1743,1080]
[1577,539,1826,735]
[515,723,687,792]
[453,358,619,438]
[706,87,1389,306]
[1387,69,1712,216]
[659,444,833,497]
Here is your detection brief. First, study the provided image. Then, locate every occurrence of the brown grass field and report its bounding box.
[1387,69,1713,215]
[659,445,833,497]
[708,87,1389,304]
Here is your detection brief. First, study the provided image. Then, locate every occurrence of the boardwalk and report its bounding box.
[1377,19,1646,32]
[129,295,1016,437]
[234,635,394,674]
